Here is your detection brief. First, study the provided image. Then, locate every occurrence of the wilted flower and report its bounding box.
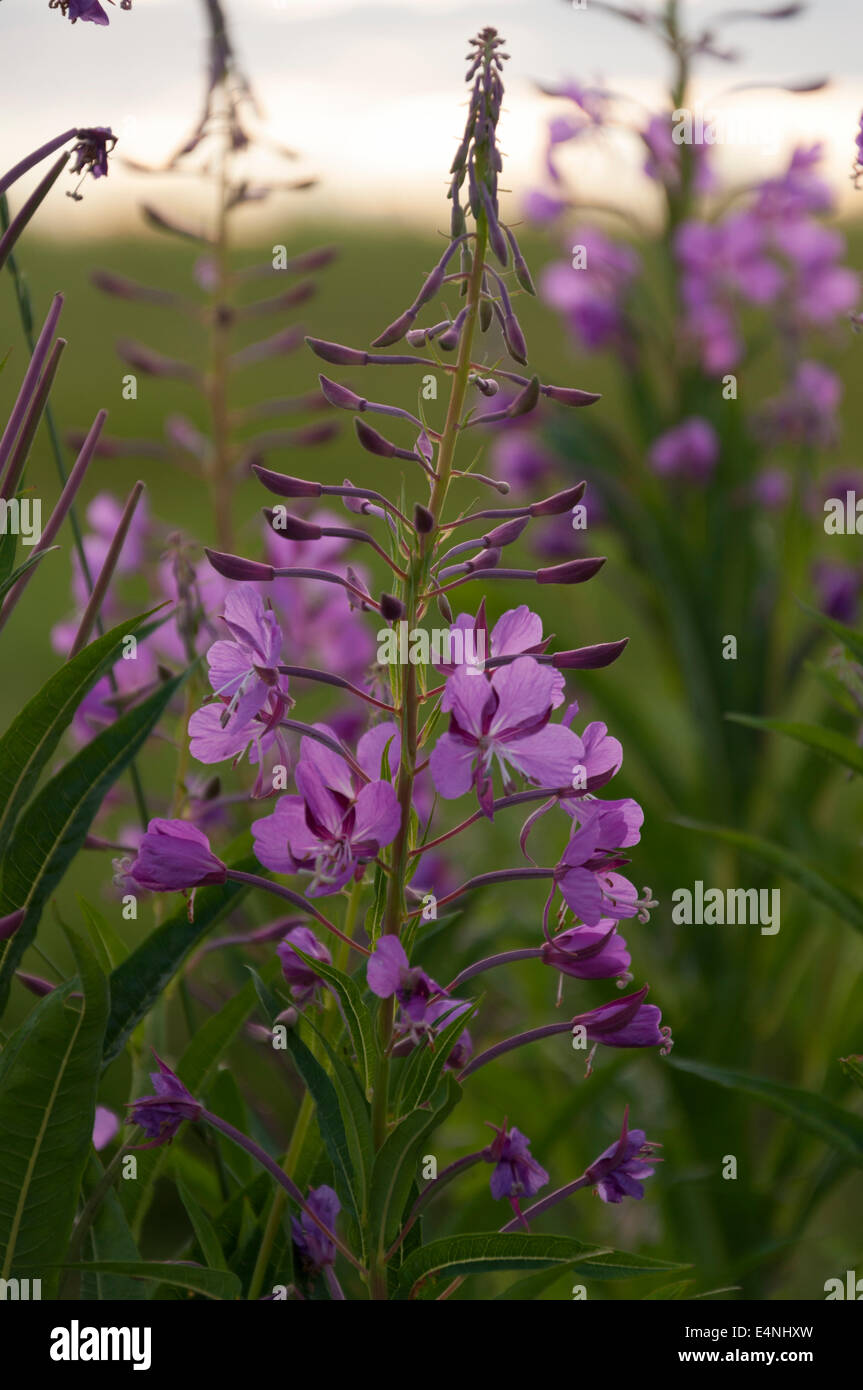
[482,1122,549,1226]
[584,1107,661,1204]
[278,926,332,1007]
[292,1185,341,1272]
[129,1054,202,1147]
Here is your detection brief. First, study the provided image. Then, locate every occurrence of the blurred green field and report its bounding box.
[2,219,863,1298]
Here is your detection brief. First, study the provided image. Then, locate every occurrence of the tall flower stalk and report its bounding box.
[124,27,671,1300]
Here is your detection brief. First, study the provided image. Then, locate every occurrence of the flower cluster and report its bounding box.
[127,29,669,1295]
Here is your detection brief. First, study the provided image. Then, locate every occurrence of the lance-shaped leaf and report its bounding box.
[0,672,185,1015]
[289,946,378,1097]
[0,929,108,1295]
[671,1057,863,1165]
[395,1231,686,1300]
[676,818,863,937]
[63,1260,240,1301]
[728,713,863,779]
[0,608,167,864]
[369,1074,460,1254]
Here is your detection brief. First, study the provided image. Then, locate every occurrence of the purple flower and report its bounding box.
[129,819,227,893]
[433,604,549,678]
[541,230,639,354]
[204,587,290,731]
[70,127,116,180]
[128,1054,202,1148]
[584,1107,661,1204]
[553,799,644,926]
[648,417,719,483]
[542,921,631,982]
[430,657,583,814]
[66,0,111,25]
[252,727,400,894]
[292,1185,340,1272]
[366,936,438,1020]
[570,985,673,1068]
[482,1122,549,1225]
[277,926,332,1007]
[92,1105,119,1151]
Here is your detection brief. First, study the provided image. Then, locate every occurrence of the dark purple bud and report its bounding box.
[552,638,629,669]
[529,482,586,517]
[371,309,416,350]
[541,384,602,407]
[17,972,55,997]
[305,336,369,366]
[537,557,606,584]
[484,516,529,547]
[504,314,528,365]
[264,509,323,541]
[504,227,536,295]
[205,549,276,582]
[355,418,396,457]
[480,183,508,266]
[438,308,468,351]
[0,909,26,941]
[438,594,454,624]
[252,464,322,499]
[507,376,540,418]
[380,593,407,622]
[465,547,501,573]
[414,503,435,534]
[319,375,366,411]
[474,376,499,397]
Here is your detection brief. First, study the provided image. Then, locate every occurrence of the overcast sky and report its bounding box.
[3,0,862,238]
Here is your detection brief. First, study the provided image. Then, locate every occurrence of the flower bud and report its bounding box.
[0,909,26,941]
[414,503,435,534]
[484,516,529,547]
[380,593,407,622]
[552,638,629,669]
[205,549,275,582]
[465,546,501,573]
[541,384,602,408]
[319,375,366,411]
[305,336,369,366]
[264,509,323,541]
[503,314,528,365]
[529,482,586,516]
[252,464,323,498]
[537,557,606,584]
[507,375,540,418]
[355,418,397,457]
[371,309,416,349]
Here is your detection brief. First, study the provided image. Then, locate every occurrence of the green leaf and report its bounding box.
[369,1074,460,1254]
[0,672,185,1015]
[103,843,258,1064]
[671,1057,863,1165]
[728,713,863,778]
[83,1155,147,1301]
[0,608,167,865]
[643,1279,696,1300]
[396,1232,673,1300]
[301,1013,373,1214]
[63,1260,240,1300]
[0,544,56,601]
[675,818,863,937]
[290,945,377,1097]
[800,602,863,665]
[177,1180,229,1272]
[78,895,129,970]
[281,1022,363,1224]
[494,1261,590,1300]
[0,929,108,1295]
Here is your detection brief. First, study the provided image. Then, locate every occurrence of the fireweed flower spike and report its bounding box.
[159,27,668,1299]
